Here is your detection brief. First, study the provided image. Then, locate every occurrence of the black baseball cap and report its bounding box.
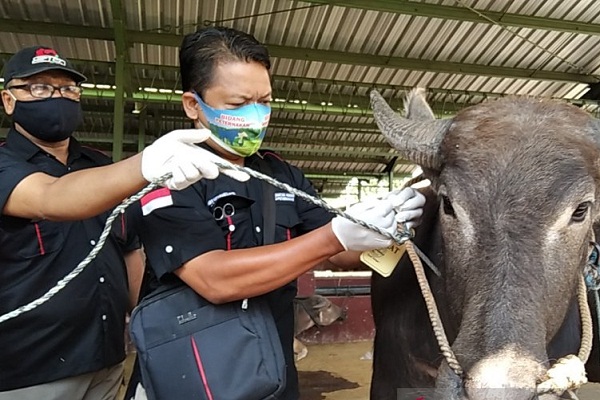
[3,46,86,86]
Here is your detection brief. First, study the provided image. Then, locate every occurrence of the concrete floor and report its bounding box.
[295,341,600,400]
[297,341,372,400]
[120,341,600,399]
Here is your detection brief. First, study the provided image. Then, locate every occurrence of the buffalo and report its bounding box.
[369,89,600,400]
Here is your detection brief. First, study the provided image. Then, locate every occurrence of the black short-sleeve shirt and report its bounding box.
[0,129,140,391]
[130,150,334,400]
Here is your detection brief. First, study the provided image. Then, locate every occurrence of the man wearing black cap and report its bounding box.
[0,46,249,399]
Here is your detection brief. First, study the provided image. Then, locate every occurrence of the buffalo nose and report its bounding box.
[463,349,547,400]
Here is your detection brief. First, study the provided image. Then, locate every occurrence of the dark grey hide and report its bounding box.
[369,89,600,400]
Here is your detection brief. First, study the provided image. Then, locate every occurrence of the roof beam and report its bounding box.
[76,86,463,116]
[302,0,600,36]
[0,126,399,160]
[3,52,597,110]
[304,170,399,179]
[75,87,376,116]
[109,0,128,161]
[0,117,393,151]
[276,153,387,164]
[0,57,550,103]
[266,45,596,83]
[307,173,377,180]
[0,20,596,83]
[264,137,390,149]
[267,146,404,159]
[79,87,599,118]
[80,105,381,130]
[77,94,458,119]
[269,121,378,131]
[0,18,114,40]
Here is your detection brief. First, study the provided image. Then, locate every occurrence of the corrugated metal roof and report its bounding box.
[3,0,600,198]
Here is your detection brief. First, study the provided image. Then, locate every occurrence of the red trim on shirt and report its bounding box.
[286,228,291,241]
[34,223,45,255]
[140,187,172,206]
[226,215,233,250]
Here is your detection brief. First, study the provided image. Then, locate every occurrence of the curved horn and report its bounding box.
[370,89,452,170]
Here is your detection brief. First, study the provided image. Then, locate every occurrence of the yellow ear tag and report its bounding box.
[360,243,406,277]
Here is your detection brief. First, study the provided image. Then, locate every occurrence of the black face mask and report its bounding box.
[12,97,83,142]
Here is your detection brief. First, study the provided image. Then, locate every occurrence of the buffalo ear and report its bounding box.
[405,88,436,120]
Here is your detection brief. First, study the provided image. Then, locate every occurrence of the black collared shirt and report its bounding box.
[130,150,334,400]
[0,128,139,391]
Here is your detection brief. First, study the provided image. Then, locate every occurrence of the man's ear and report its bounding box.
[1,90,16,115]
[181,92,201,120]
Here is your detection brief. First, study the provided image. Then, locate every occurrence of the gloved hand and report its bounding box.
[385,187,426,229]
[331,199,397,251]
[141,129,249,190]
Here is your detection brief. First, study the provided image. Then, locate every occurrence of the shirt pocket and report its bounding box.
[211,195,255,248]
[0,217,65,260]
[275,202,302,241]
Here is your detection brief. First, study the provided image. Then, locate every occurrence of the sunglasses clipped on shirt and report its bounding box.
[212,203,236,221]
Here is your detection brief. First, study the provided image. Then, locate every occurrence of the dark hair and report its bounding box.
[179,26,271,94]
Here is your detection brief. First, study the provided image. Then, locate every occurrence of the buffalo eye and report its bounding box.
[571,202,591,222]
[441,195,456,217]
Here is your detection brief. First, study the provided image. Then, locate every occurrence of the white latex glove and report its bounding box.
[141,129,249,190]
[385,187,426,229]
[331,199,396,251]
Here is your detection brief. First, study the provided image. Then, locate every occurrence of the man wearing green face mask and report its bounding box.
[193,91,271,157]
[126,26,426,399]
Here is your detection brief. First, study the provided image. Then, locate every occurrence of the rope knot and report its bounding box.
[536,355,588,395]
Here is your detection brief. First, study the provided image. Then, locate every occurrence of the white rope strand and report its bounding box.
[0,176,166,325]
[0,161,416,324]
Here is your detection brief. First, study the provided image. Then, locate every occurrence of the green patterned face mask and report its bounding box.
[195,92,271,157]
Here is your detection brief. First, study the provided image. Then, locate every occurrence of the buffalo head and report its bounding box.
[371,89,600,399]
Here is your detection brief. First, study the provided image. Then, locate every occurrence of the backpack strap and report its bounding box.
[256,157,276,246]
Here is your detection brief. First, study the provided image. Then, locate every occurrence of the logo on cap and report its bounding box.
[31,48,67,67]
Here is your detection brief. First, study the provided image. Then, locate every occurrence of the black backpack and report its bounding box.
[129,284,286,400]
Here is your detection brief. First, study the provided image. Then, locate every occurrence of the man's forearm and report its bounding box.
[4,154,147,221]
[175,223,345,303]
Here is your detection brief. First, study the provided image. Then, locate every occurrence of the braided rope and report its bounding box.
[577,275,594,363]
[0,161,416,324]
[536,276,592,395]
[0,177,166,325]
[405,240,463,376]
